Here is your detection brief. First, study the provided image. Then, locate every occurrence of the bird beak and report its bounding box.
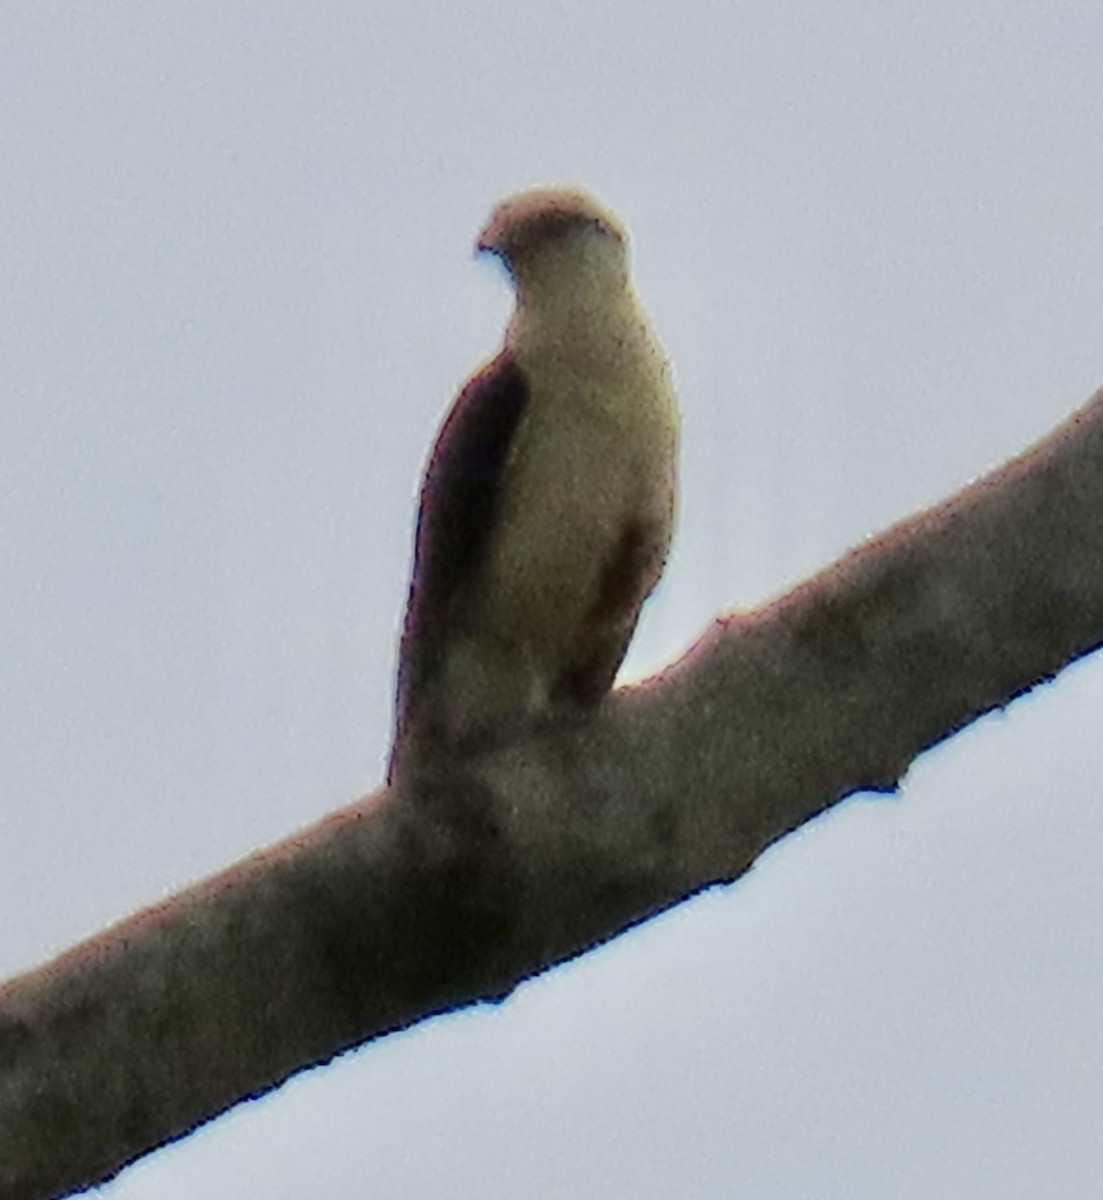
[475,210,504,258]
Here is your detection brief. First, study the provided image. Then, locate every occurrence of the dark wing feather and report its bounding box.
[554,516,670,704]
[392,352,529,757]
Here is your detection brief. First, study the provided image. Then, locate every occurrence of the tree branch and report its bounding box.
[4,386,1103,1200]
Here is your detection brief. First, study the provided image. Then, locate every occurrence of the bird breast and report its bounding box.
[474,330,676,667]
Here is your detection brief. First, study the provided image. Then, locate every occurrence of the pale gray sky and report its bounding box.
[2,3,1102,1196]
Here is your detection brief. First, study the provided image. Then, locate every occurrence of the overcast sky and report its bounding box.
[2,3,1102,1197]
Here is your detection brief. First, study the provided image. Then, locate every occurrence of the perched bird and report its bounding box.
[390,187,678,778]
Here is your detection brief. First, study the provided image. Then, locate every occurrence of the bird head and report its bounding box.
[476,187,628,293]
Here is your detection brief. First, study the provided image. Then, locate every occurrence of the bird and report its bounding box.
[389,187,678,780]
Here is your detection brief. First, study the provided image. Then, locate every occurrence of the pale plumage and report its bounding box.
[390,188,677,778]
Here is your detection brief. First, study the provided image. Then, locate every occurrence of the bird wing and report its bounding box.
[555,513,672,703]
[394,351,530,748]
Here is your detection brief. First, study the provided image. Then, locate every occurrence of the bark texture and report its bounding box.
[3,387,1103,1199]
